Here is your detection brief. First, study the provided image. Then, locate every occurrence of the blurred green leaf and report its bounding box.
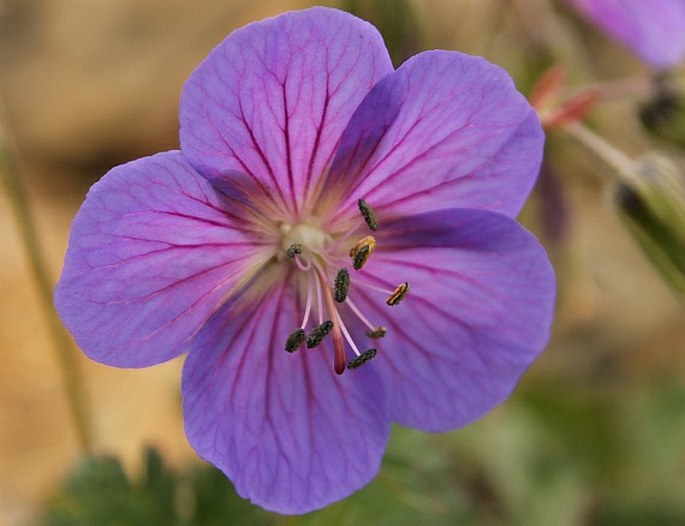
[180,464,275,526]
[42,447,277,526]
[45,454,155,526]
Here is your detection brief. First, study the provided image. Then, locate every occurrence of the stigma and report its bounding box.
[278,198,408,375]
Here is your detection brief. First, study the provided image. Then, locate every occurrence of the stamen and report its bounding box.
[334,268,350,303]
[352,245,371,270]
[336,312,363,357]
[314,271,324,324]
[284,328,306,353]
[286,244,303,258]
[351,279,395,295]
[347,349,377,369]
[300,273,313,329]
[366,326,387,339]
[386,282,409,306]
[306,320,334,348]
[317,266,347,375]
[345,297,382,334]
[294,254,311,271]
[348,235,377,258]
[358,198,378,231]
[349,235,376,270]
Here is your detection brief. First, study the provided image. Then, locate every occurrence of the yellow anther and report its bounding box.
[349,235,377,258]
[349,235,376,270]
[386,282,409,306]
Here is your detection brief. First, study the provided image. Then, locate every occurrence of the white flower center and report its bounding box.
[280,221,330,255]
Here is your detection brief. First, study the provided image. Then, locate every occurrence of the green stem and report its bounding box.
[0,129,93,453]
[563,123,638,184]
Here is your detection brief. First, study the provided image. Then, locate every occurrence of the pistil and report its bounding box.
[319,276,347,375]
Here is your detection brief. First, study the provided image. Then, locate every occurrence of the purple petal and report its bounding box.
[179,7,393,217]
[325,50,544,221]
[349,208,555,431]
[182,279,389,514]
[568,0,685,69]
[54,151,264,367]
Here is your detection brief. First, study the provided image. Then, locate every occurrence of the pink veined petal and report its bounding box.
[348,208,555,431]
[568,0,685,69]
[182,278,390,514]
[323,50,544,221]
[179,6,394,220]
[54,151,265,367]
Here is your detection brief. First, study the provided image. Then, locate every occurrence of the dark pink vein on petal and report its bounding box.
[281,79,298,215]
[303,71,330,203]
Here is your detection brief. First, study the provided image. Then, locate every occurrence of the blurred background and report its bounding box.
[1,0,684,524]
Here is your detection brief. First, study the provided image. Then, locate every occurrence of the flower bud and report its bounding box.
[615,154,685,294]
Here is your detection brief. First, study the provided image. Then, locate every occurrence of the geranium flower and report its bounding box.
[55,7,555,514]
[568,0,685,69]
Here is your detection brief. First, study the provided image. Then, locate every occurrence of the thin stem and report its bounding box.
[580,73,685,102]
[299,273,313,330]
[315,263,346,374]
[0,122,93,452]
[563,123,638,184]
[585,75,655,101]
[345,297,378,332]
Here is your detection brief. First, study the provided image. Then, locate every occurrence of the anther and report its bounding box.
[349,235,377,258]
[353,246,370,270]
[285,328,306,352]
[334,269,350,303]
[347,348,377,370]
[366,326,387,339]
[306,320,334,348]
[286,244,303,258]
[350,236,376,271]
[358,198,378,231]
[386,282,409,306]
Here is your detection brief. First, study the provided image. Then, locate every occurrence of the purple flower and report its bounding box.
[568,0,685,69]
[55,7,555,514]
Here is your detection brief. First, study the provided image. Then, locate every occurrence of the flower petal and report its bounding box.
[349,208,555,431]
[325,50,544,220]
[182,279,390,514]
[179,7,393,217]
[568,0,685,69]
[54,151,263,367]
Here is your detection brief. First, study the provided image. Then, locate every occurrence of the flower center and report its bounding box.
[280,221,329,256]
[280,199,409,375]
